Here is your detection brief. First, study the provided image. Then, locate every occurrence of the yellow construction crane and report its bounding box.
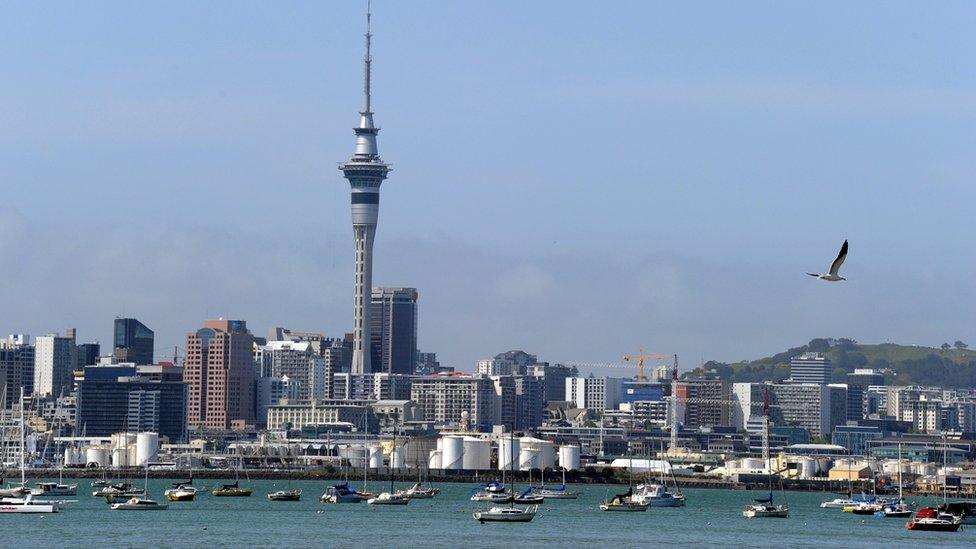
[622,348,668,381]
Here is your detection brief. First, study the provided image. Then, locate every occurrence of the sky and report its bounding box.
[1,1,974,374]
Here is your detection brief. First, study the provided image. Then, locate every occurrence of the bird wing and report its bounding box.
[806,273,820,277]
[828,240,848,275]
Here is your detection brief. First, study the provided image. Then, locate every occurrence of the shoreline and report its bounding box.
[14,468,970,497]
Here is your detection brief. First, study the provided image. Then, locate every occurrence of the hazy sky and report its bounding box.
[1,1,974,374]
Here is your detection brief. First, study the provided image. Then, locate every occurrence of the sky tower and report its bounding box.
[340,2,391,374]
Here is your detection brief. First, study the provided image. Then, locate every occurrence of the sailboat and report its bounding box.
[396,466,439,499]
[529,467,578,500]
[368,415,409,505]
[600,451,648,512]
[212,443,252,497]
[877,442,912,518]
[111,467,167,510]
[0,390,59,514]
[472,419,538,523]
[633,440,685,507]
[742,389,788,518]
[32,467,77,496]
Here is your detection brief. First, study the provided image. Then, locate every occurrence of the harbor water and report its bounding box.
[7,479,973,547]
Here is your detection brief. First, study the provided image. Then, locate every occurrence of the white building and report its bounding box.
[565,376,624,411]
[258,341,327,401]
[33,334,75,397]
[789,353,832,385]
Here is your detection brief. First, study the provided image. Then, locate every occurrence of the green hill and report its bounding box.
[685,338,976,388]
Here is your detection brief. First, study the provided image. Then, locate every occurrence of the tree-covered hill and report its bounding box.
[683,338,976,388]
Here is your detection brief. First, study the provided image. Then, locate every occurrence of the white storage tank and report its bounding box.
[390,446,405,470]
[135,432,160,466]
[428,449,442,470]
[111,447,129,467]
[112,432,136,449]
[519,437,556,469]
[63,446,79,467]
[558,445,581,471]
[741,458,764,470]
[87,446,110,468]
[368,444,383,469]
[462,437,490,470]
[339,445,367,469]
[798,458,817,479]
[519,448,541,471]
[498,437,520,471]
[441,436,464,470]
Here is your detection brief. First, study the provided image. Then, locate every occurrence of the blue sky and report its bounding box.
[1,1,974,372]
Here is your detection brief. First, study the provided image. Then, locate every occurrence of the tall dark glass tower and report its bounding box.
[114,318,154,365]
[340,4,391,374]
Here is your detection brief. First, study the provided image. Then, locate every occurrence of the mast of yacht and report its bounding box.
[19,387,25,487]
[942,432,948,504]
[897,441,903,504]
[362,414,369,493]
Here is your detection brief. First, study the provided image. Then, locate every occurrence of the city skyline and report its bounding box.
[2,1,975,371]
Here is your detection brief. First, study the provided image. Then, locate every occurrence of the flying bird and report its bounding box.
[807,240,848,281]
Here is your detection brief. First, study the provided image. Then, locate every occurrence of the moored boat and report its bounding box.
[367,491,409,505]
[632,483,686,507]
[110,496,168,511]
[268,488,303,501]
[473,505,538,523]
[211,480,252,497]
[32,481,78,497]
[600,488,649,512]
[396,482,439,499]
[905,507,961,532]
[320,482,367,503]
[0,493,59,514]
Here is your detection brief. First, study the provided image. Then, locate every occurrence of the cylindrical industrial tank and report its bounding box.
[558,445,581,471]
[724,459,741,472]
[63,446,78,467]
[519,448,540,471]
[390,446,405,469]
[368,444,383,470]
[537,441,556,469]
[441,436,463,470]
[111,447,129,467]
[339,445,366,469]
[112,432,136,449]
[912,462,936,476]
[742,458,764,470]
[87,446,110,467]
[816,458,832,476]
[462,437,490,470]
[428,449,442,470]
[498,437,521,471]
[135,432,160,466]
[799,458,817,479]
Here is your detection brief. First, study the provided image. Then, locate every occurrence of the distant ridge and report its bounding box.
[684,338,976,388]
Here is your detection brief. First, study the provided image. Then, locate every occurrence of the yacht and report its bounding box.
[211,480,253,497]
[905,507,961,532]
[110,496,168,511]
[32,481,78,497]
[512,487,544,505]
[742,499,789,518]
[942,501,976,525]
[164,483,198,502]
[843,501,883,515]
[93,483,146,499]
[0,483,30,498]
[473,505,538,523]
[396,482,439,499]
[321,482,367,503]
[632,483,686,507]
[268,488,302,502]
[600,488,649,512]
[367,491,409,505]
[0,493,59,514]
[529,470,578,500]
[470,488,513,503]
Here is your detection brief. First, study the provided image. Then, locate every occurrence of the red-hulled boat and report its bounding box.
[905,507,962,532]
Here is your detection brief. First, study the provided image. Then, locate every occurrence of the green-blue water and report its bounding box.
[7,479,973,547]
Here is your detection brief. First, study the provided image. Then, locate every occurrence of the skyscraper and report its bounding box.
[789,352,832,384]
[184,319,255,430]
[33,332,76,397]
[114,318,154,365]
[370,287,417,374]
[339,6,392,374]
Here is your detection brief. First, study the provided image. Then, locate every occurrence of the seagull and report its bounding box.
[807,239,848,281]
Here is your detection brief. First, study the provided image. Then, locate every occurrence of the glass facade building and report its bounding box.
[76,366,187,442]
[113,318,154,365]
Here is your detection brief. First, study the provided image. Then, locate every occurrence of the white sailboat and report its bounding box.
[1,389,59,514]
[111,467,167,510]
[473,413,538,523]
[368,414,409,506]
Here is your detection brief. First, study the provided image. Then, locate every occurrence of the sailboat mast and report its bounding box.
[20,387,25,485]
[897,442,903,502]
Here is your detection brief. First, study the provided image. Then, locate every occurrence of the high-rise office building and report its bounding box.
[340,7,393,374]
[675,379,731,428]
[184,319,255,430]
[76,365,187,442]
[0,335,34,407]
[410,376,496,431]
[114,318,154,365]
[789,352,832,384]
[77,342,101,368]
[33,332,76,397]
[259,341,327,401]
[370,287,418,374]
[565,376,624,411]
[526,363,577,402]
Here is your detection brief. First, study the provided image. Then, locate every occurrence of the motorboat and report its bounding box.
[470,487,514,503]
[473,505,538,523]
[481,480,506,494]
[0,493,59,514]
[820,495,889,509]
[395,482,439,499]
[211,480,252,497]
[110,496,168,511]
[905,507,961,532]
[268,489,303,501]
[600,488,649,512]
[632,483,686,507]
[367,491,409,505]
[320,482,367,503]
[32,481,78,497]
